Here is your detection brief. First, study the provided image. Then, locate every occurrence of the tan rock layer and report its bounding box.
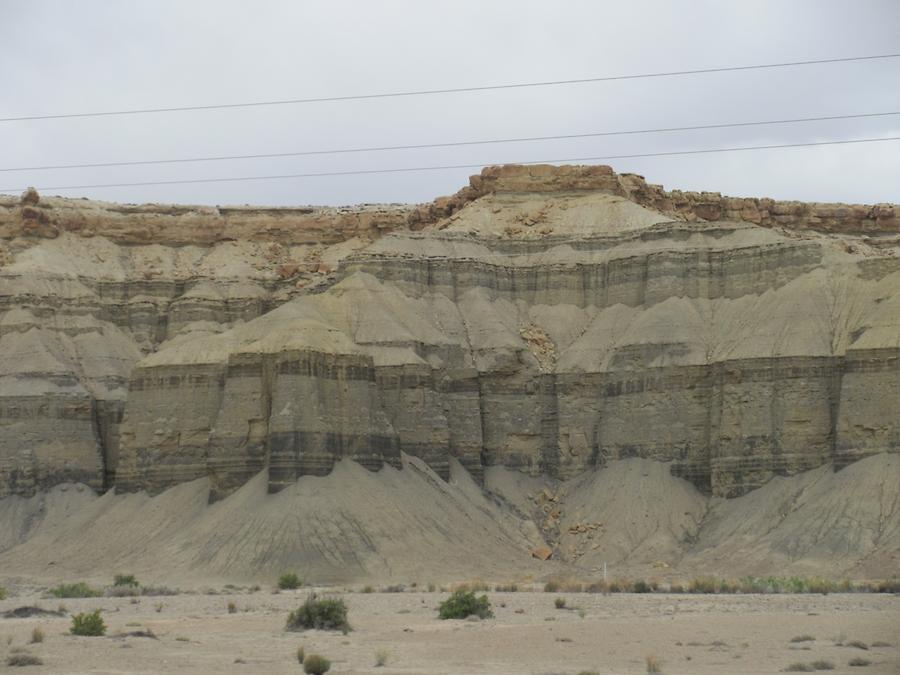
[2,163,897,248]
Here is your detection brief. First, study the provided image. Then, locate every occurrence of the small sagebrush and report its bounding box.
[227,601,237,614]
[645,654,662,673]
[438,590,493,620]
[278,573,301,590]
[848,658,871,667]
[286,594,350,632]
[374,649,389,667]
[554,597,567,609]
[50,582,102,598]
[7,653,43,667]
[633,579,652,593]
[70,609,106,636]
[303,654,331,674]
[113,574,138,587]
[29,627,44,644]
[791,635,816,643]
[0,585,6,600]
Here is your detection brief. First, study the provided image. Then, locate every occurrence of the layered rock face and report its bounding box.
[1,165,898,500]
[0,193,415,497]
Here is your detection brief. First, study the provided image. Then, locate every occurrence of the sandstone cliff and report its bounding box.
[1,165,898,503]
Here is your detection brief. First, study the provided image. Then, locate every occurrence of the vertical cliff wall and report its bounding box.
[1,165,898,499]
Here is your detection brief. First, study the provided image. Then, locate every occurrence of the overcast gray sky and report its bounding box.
[1,0,899,207]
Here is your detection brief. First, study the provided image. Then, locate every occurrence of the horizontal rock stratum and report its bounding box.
[1,164,898,505]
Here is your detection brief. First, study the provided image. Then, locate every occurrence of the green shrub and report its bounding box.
[438,590,493,620]
[645,654,662,673]
[286,594,350,632]
[848,658,871,667]
[227,601,236,614]
[278,573,301,590]
[0,585,6,600]
[114,574,138,587]
[543,580,560,592]
[633,579,651,593]
[554,597,566,609]
[70,609,106,636]
[374,648,389,667]
[51,582,102,598]
[791,635,816,643]
[296,646,305,663]
[847,640,868,650]
[303,654,331,674]
[811,661,834,670]
[785,664,816,672]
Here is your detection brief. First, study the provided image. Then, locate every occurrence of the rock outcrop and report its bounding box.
[1,165,898,501]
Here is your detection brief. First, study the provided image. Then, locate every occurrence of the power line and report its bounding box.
[3,110,898,173]
[2,53,899,123]
[3,135,898,194]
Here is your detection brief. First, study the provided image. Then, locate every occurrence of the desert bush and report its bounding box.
[29,627,43,644]
[140,585,180,596]
[669,582,684,593]
[438,590,493,620]
[585,580,609,593]
[303,654,331,674]
[543,580,560,592]
[382,584,405,593]
[278,573,301,590]
[70,609,105,636]
[645,654,662,673]
[848,658,872,667]
[718,579,738,593]
[6,653,43,667]
[227,601,236,614]
[451,580,488,592]
[785,663,835,672]
[871,641,891,647]
[374,648,389,667]
[633,579,652,593]
[0,585,6,600]
[107,585,140,597]
[846,640,868,650]
[296,646,305,663]
[361,585,374,593]
[494,583,519,592]
[875,578,900,593]
[554,597,566,609]
[688,576,718,594]
[50,582,102,598]
[286,594,350,632]
[791,635,816,643]
[114,574,138,587]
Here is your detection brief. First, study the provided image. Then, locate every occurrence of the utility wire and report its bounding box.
[2,53,899,123]
[3,135,898,194]
[3,110,898,173]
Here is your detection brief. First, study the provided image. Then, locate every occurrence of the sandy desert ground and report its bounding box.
[0,586,897,674]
